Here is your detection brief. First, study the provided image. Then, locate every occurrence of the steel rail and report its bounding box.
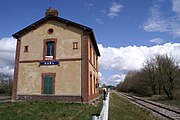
[114,91,180,120]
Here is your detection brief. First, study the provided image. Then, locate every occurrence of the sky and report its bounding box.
[0,0,180,86]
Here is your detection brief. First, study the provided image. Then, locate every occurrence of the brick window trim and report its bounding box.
[73,42,78,49]
[43,38,57,60]
[24,46,29,52]
[41,73,56,95]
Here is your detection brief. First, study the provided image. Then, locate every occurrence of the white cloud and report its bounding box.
[95,18,104,24]
[149,38,165,44]
[172,0,180,14]
[107,74,126,86]
[1,37,180,86]
[143,0,180,37]
[98,72,126,86]
[143,4,168,32]
[98,42,180,85]
[98,72,106,86]
[85,3,94,12]
[0,37,16,76]
[0,37,16,52]
[85,3,94,8]
[88,3,93,7]
[108,2,123,18]
[98,43,180,71]
[0,66,14,76]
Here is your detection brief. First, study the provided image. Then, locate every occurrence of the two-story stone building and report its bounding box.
[12,8,100,102]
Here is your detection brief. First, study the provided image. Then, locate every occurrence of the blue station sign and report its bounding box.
[40,61,59,65]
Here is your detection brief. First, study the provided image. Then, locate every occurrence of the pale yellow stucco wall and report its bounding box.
[20,20,82,61]
[17,20,83,96]
[17,61,81,95]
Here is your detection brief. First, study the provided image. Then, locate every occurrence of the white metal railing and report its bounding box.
[92,91,110,120]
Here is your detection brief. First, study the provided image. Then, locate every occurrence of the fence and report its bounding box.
[92,90,110,120]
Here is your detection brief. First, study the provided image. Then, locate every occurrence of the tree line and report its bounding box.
[117,54,180,100]
[0,73,13,96]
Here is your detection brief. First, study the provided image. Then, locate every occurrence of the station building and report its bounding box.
[12,8,100,102]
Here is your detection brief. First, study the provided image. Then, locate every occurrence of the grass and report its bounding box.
[148,90,180,108]
[0,100,101,120]
[158,100,180,108]
[109,92,161,120]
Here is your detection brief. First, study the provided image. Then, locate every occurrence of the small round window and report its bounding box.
[48,28,54,34]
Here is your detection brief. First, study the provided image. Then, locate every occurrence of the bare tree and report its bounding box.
[0,73,13,96]
[117,71,137,93]
[117,54,179,99]
[143,57,157,95]
[155,55,163,95]
[156,55,179,100]
[117,71,152,96]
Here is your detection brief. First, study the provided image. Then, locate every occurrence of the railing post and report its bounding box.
[105,92,109,120]
[103,89,106,100]
[92,114,100,120]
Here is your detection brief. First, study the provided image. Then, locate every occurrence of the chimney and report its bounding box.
[45,7,58,16]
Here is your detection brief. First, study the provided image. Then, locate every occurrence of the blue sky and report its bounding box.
[1,0,178,46]
[0,0,180,85]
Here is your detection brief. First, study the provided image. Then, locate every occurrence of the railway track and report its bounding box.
[114,91,180,120]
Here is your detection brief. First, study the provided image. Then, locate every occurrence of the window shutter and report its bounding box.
[43,75,53,94]
[44,76,49,94]
[48,76,53,94]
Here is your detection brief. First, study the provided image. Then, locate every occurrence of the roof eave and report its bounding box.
[12,15,92,39]
[12,15,100,56]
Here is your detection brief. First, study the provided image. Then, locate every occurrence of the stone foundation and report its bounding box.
[17,95,82,102]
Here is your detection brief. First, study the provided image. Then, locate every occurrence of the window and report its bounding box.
[96,57,98,69]
[47,28,54,34]
[94,75,95,95]
[90,44,92,62]
[93,52,95,66]
[46,42,54,56]
[73,42,78,49]
[90,72,92,96]
[43,39,57,60]
[96,78,99,88]
[24,46,29,52]
[42,73,55,94]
